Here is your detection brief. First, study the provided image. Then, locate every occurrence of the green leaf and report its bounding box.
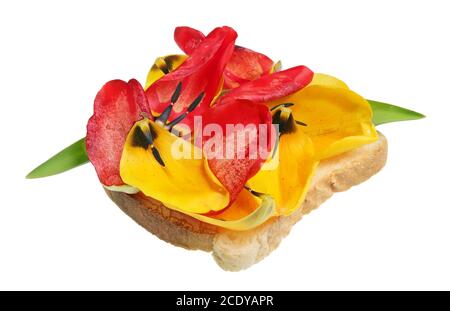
[369,99,425,125]
[26,138,89,179]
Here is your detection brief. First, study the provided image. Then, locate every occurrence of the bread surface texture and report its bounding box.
[106,132,388,271]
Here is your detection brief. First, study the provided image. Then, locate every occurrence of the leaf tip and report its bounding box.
[25,166,46,179]
[415,112,426,119]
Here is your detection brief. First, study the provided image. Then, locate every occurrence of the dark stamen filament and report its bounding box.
[132,122,165,167]
[155,82,182,126]
[166,114,185,128]
[148,123,165,167]
[167,92,205,129]
[145,123,166,166]
[171,82,183,103]
[244,185,265,198]
[151,146,165,167]
[187,92,204,112]
[295,120,307,126]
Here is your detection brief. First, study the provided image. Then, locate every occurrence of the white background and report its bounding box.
[1,0,449,290]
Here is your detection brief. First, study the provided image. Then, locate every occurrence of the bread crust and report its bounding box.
[105,132,388,271]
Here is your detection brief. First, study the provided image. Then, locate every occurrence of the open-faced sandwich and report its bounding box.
[27,26,424,271]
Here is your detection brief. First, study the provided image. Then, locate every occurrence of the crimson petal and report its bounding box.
[174,26,205,55]
[222,45,274,89]
[146,26,237,130]
[215,65,314,106]
[175,26,274,89]
[86,79,150,186]
[200,100,274,203]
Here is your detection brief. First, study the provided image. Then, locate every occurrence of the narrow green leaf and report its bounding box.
[26,138,89,179]
[369,99,425,125]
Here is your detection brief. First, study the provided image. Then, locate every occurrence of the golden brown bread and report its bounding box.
[105,132,388,271]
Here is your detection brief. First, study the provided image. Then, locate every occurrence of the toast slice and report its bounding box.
[105,132,388,271]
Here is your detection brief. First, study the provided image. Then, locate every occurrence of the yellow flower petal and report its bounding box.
[247,126,318,215]
[120,118,229,214]
[144,54,187,90]
[211,189,261,221]
[311,73,349,89]
[271,85,378,160]
[179,193,276,231]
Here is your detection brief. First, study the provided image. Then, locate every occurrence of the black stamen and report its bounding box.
[244,185,264,198]
[270,102,294,111]
[156,82,183,125]
[157,106,173,125]
[187,92,205,112]
[166,113,186,128]
[171,82,183,104]
[295,120,307,126]
[151,147,165,167]
[148,123,164,167]
[166,92,205,129]
[131,124,164,167]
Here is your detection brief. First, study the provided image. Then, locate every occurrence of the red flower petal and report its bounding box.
[174,26,274,89]
[223,46,274,89]
[174,26,205,55]
[215,65,314,106]
[200,100,274,203]
[146,26,237,130]
[86,79,150,186]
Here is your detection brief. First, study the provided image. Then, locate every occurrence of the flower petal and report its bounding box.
[247,126,318,215]
[145,54,187,90]
[146,26,237,130]
[216,65,314,106]
[310,73,348,89]
[86,79,150,186]
[210,189,261,220]
[272,85,378,159]
[174,26,205,54]
[201,100,274,204]
[174,26,274,89]
[222,46,274,89]
[181,192,276,231]
[120,119,229,214]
